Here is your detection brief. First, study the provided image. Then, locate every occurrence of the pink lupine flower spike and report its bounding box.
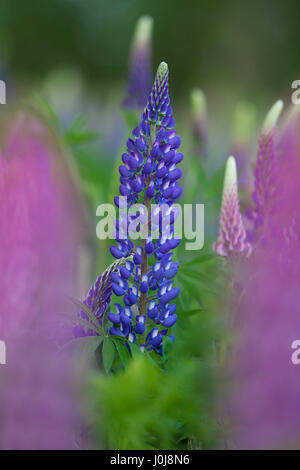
[213,156,251,258]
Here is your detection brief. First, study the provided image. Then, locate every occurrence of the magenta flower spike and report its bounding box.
[0,114,86,449]
[228,125,300,448]
[246,100,283,240]
[213,156,251,257]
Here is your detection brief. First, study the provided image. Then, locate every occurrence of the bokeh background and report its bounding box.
[2,0,300,96]
[1,0,299,236]
[1,0,300,152]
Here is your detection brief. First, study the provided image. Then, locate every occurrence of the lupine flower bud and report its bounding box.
[245,100,283,242]
[213,156,251,257]
[109,61,183,354]
[190,88,208,158]
[123,16,153,109]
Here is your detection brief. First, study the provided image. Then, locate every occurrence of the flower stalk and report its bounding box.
[110,61,183,354]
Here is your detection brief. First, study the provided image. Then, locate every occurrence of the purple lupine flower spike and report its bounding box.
[123,16,153,110]
[245,100,283,241]
[190,88,208,158]
[213,156,251,257]
[73,258,131,338]
[110,61,183,355]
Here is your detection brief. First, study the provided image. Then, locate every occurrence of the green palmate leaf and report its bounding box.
[129,344,159,367]
[180,264,219,283]
[113,338,131,368]
[102,337,116,373]
[146,350,164,368]
[184,273,222,295]
[162,335,175,364]
[181,280,219,299]
[182,253,215,268]
[180,309,203,318]
[180,267,207,281]
[29,93,61,131]
[65,115,99,146]
[129,342,143,358]
[177,274,203,307]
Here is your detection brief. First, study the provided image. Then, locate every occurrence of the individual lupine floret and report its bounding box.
[123,16,153,109]
[213,156,251,257]
[245,100,283,241]
[109,61,183,354]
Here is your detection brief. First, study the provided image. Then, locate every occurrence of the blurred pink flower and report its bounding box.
[0,113,88,449]
[245,100,283,242]
[229,106,300,449]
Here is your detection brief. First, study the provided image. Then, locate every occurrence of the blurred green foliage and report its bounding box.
[90,301,221,450]
[1,0,300,101]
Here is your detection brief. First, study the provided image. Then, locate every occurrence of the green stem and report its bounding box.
[138,125,155,346]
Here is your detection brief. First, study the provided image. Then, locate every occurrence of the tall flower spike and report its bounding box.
[213,156,251,257]
[245,100,283,241]
[110,62,183,355]
[123,16,153,109]
[73,258,131,338]
[190,88,208,158]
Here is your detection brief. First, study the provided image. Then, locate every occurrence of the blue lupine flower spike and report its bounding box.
[110,62,183,355]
